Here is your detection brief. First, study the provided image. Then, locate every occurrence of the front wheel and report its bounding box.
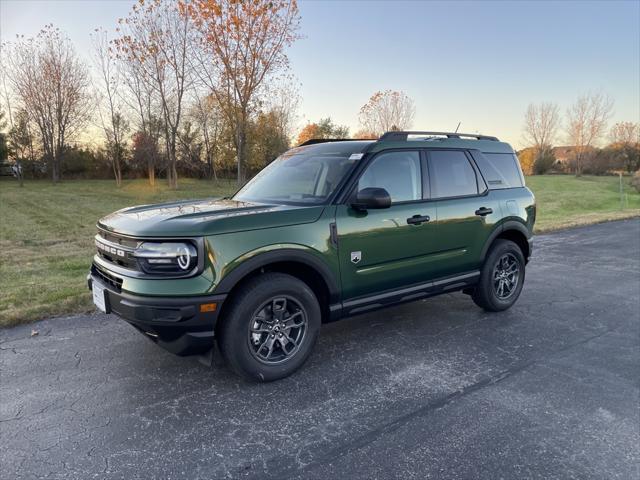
[472,239,525,312]
[217,273,321,382]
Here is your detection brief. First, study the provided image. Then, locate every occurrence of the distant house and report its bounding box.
[552,146,596,166]
[552,146,577,165]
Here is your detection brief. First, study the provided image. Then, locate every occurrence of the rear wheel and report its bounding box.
[218,273,321,382]
[472,239,525,312]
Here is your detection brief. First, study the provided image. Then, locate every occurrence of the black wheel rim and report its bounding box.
[492,253,520,300]
[247,296,308,365]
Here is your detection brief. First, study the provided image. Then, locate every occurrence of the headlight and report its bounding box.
[133,242,198,275]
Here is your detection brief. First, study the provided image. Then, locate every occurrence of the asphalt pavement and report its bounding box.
[1,219,639,479]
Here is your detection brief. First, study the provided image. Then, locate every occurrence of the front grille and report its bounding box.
[92,263,123,292]
[98,230,139,249]
[95,230,140,271]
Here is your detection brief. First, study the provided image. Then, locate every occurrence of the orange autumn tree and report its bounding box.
[296,118,349,145]
[296,123,320,145]
[181,0,301,184]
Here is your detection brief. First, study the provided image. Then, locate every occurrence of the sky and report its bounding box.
[1,0,639,149]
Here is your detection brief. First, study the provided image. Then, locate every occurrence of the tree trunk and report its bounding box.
[166,135,178,189]
[113,150,122,187]
[148,162,155,186]
[52,154,60,183]
[236,126,247,185]
[575,150,583,177]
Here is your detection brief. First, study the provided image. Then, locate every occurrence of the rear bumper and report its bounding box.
[88,272,226,356]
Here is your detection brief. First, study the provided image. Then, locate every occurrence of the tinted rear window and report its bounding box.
[473,152,524,189]
[429,150,479,198]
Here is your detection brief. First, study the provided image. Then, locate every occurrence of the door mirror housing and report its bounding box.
[351,187,392,210]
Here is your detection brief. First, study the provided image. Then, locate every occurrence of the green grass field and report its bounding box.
[1,175,639,326]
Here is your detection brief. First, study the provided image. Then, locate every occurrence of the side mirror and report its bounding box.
[351,187,391,210]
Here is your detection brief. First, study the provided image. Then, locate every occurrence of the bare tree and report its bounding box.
[119,56,159,185]
[182,0,302,184]
[191,93,223,181]
[523,102,560,149]
[264,81,300,144]
[610,121,639,145]
[92,28,128,187]
[358,90,415,137]
[609,121,640,173]
[566,91,614,176]
[4,25,90,182]
[522,102,560,171]
[114,0,193,189]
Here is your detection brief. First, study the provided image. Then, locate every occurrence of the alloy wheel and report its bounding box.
[492,253,520,300]
[248,296,308,364]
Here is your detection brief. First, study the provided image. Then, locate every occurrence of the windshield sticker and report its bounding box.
[349,153,364,160]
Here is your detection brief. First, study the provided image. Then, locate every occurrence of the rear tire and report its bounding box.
[217,273,321,382]
[472,239,525,312]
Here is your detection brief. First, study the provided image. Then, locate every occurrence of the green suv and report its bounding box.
[89,131,535,381]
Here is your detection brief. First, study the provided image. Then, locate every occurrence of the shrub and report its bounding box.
[533,146,556,175]
[517,147,535,175]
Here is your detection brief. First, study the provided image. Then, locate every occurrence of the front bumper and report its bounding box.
[88,270,226,356]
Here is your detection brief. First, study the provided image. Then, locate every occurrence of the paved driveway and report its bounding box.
[1,219,639,480]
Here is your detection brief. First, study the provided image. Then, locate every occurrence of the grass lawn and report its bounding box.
[0,178,237,327]
[1,174,639,326]
[525,175,640,232]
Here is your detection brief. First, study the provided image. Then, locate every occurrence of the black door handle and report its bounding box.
[407,214,430,225]
[475,207,493,216]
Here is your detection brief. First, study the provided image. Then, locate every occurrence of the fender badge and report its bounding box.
[351,251,362,264]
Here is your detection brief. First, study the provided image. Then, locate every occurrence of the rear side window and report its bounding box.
[428,151,479,198]
[473,152,524,189]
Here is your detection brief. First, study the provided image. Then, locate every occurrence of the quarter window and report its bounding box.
[474,153,524,189]
[358,151,421,203]
[429,150,479,198]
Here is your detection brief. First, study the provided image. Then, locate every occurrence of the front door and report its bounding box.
[335,150,439,300]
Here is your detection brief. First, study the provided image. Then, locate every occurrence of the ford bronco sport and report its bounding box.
[89,131,535,381]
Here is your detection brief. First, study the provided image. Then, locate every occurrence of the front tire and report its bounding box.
[472,239,525,312]
[218,273,321,382]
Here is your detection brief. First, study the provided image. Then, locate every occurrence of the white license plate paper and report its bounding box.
[92,281,107,313]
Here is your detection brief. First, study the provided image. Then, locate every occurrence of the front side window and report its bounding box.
[429,150,479,198]
[358,151,421,203]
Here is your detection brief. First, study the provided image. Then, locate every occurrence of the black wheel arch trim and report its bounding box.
[213,249,341,304]
[481,220,532,262]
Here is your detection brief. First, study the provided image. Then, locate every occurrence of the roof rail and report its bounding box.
[298,138,365,147]
[379,131,499,142]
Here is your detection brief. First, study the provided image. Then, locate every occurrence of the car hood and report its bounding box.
[98,198,326,237]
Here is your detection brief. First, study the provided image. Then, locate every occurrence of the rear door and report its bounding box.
[427,149,500,276]
[335,150,439,300]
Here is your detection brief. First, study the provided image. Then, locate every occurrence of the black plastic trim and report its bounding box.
[480,220,532,262]
[341,271,480,317]
[88,274,225,356]
[213,249,341,304]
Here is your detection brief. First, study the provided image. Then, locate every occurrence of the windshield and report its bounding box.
[233,144,367,205]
